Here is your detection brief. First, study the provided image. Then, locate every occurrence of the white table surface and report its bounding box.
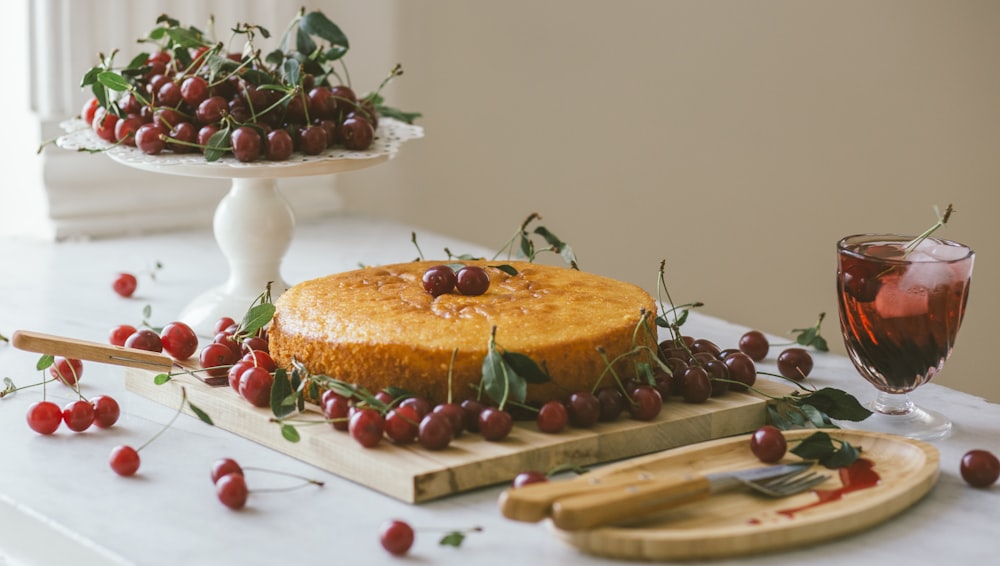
[1,215,997,566]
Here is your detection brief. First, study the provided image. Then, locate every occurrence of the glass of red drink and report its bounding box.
[837,234,974,440]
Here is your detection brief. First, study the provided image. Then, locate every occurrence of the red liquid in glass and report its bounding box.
[837,238,973,393]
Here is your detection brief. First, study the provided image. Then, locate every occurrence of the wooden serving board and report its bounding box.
[551,429,939,560]
[124,368,789,503]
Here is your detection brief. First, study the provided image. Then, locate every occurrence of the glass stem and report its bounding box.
[872,390,916,416]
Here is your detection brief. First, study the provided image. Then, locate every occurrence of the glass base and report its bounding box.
[851,391,952,441]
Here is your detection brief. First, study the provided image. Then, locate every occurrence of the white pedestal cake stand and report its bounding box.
[58,119,423,335]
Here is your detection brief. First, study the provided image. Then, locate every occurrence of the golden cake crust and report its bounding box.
[269,260,657,404]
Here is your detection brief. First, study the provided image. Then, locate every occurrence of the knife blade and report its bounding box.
[549,462,810,530]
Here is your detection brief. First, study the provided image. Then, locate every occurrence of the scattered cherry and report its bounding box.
[210,457,245,483]
[239,367,274,408]
[456,266,490,296]
[322,393,352,431]
[432,403,465,438]
[738,330,769,361]
[216,472,249,510]
[567,391,601,428]
[91,395,121,428]
[200,342,237,378]
[680,366,711,404]
[723,351,757,391]
[385,406,420,444]
[109,445,141,476]
[960,449,1000,488]
[112,273,138,297]
[627,386,663,421]
[379,519,415,556]
[26,400,62,435]
[777,348,814,380]
[49,356,84,386]
[750,425,787,463]
[62,399,96,432]
[422,265,456,297]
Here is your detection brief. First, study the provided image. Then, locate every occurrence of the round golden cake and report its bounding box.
[269,260,657,405]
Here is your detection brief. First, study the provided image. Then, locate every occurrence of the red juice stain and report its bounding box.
[777,458,880,518]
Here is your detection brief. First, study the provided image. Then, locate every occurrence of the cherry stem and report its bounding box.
[136,386,190,452]
[903,203,954,254]
[241,466,325,487]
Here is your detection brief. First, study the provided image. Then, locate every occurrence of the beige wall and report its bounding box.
[340,1,1000,402]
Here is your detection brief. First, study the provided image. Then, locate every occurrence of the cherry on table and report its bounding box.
[200,342,237,378]
[62,400,95,432]
[216,472,249,510]
[211,458,245,483]
[242,349,276,371]
[349,408,385,448]
[340,115,374,150]
[513,470,548,488]
[628,386,663,420]
[112,272,138,298]
[596,386,625,422]
[213,316,237,335]
[379,519,415,556]
[432,403,465,437]
[109,324,137,347]
[385,405,420,444]
[91,395,121,428]
[26,401,62,435]
[567,391,600,428]
[49,356,84,386]
[238,367,274,408]
[680,366,711,404]
[460,399,486,433]
[738,330,770,361]
[723,352,757,391]
[322,394,352,431]
[109,445,141,476]
[478,407,513,441]
[960,449,1000,488]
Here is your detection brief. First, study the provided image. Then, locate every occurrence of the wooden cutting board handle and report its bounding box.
[11,330,175,370]
[550,475,712,530]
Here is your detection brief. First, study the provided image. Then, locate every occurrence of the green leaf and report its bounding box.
[142,304,153,320]
[822,441,861,468]
[126,53,150,70]
[97,71,131,92]
[534,226,578,266]
[295,25,317,57]
[187,401,214,426]
[80,66,100,88]
[241,303,275,337]
[789,431,836,460]
[439,531,466,548]
[375,105,422,125]
[481,347,507,405]
[799,403,831,428]
[154,373,171,385]
[800,388,873,422]
[282,58,301,87]
[812,335,829,352]
[2,377,16,398]
[519,234,534,260]
[36,355,54,371]
[270,368,294,418]
[300,11,349,49]
[501,352,550,384]
[323,46,349,61]
[281,424,301,442]
[204,127,231,162]
[490,264,518,276]
[164,27,204,49]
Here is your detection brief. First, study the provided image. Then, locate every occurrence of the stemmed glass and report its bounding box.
[836,233,974,440]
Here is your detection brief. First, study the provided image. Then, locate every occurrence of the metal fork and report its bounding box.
[743,466,830,497]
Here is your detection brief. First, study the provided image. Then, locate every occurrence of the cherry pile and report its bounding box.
[26,358,122,435]
[109,319,199,361]
[80,11,399,163]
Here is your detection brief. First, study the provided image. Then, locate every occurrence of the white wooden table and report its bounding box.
[0,216,997,565]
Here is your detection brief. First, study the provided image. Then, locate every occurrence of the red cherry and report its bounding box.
[379,519,415,556]
[109,445,141,476]
[125,329,163,353]
[349,408,385,448]
[200,342,237,378]
[242,349,276,372]
[239,367,274,408]
[455,266,490,296]
[227,360,255,392]
[960,449,1000,488]
[26,401,62,435]
[536,400,568,433]
[513,470,548,488]
[738,330,770,361]
[62,400,96,432]
[91,395,121,428]
[211,458,245,484]
[777,348,814,380]
[750,425,788,463]
[627,386,663,421]
[112,273,138,297]
[385,406,420,444]
[478,407,513,441]
[109,324,137,347]
[417,412,453,450]
[213,317,237,334]
[216,472,249,510]
[81,97,100,125]
[49,356,84,386]
[160,321,199,360]
[322,394,352,431]
[432,403,465,438]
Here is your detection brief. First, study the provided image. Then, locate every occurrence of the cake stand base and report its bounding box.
[179,176,293,336]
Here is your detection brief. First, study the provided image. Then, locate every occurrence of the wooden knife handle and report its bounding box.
[550,475,712,530]
[499,473,662,523]
[11,330,174,370]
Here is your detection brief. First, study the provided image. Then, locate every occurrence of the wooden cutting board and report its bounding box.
[124,367,790,503]
[550,429,939,560]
